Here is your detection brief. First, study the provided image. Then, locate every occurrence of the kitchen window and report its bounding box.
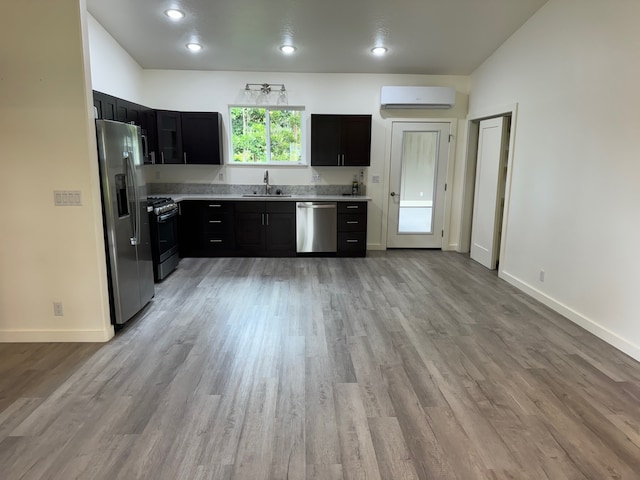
[230,106,304,164]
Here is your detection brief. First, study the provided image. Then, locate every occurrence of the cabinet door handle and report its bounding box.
[346,239,359,243]
[342,154,346,166]
[346,221,359,224]
[261,213,265,225]
[266,213,269,226]
[161,152,165,164]
[183,152,187,164]
[209,204,221,208]
[210,239,223,243]
[150,152,156,164]
[346,205,359,209]
[209,220,222,224]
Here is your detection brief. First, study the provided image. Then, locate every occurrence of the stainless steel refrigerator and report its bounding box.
[96,120,155,325]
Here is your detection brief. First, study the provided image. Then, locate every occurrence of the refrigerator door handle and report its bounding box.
[124,152,139,245]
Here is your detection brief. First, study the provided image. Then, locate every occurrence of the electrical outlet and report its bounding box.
[372,175,380,184]
[53,302,64,316]
[539,270,545,282]
[311,174,320,183]
[218,172,224,181]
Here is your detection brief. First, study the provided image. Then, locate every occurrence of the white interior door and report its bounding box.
[470,117,509,269]
[387,122,450,248]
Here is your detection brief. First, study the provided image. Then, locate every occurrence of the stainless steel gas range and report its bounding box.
[147,197,179,281]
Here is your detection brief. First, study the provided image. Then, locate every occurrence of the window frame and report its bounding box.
[228,105,306,166]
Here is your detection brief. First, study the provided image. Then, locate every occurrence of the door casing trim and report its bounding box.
[382,117,458,250]
[459,103,518,278]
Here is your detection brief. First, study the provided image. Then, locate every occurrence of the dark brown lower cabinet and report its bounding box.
[178,201,235,257]
[235,202,296,257]
[178,200,365,258]
[337,201,367,257]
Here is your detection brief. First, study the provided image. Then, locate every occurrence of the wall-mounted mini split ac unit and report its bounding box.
[380,86,456,109]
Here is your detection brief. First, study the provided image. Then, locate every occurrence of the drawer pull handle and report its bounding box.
[210,239,223,243]
[346,205,359,209]
[209,220,222,224]
[346,239,359,243]
[346,221,359,224]
[209,204,222,208]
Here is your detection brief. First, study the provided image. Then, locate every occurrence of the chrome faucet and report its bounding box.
[263,169,271,194]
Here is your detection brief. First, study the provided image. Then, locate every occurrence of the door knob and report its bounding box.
[390,192,397,196]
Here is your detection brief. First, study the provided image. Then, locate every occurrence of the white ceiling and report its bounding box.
[86,0,548,75]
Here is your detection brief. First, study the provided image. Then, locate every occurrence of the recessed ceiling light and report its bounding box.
[186,43,203,52]
[280,45,296,55]
[165,9,185,20]
[371,46,388,56]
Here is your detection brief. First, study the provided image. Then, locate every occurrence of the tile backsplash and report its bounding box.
[148,183,354,196]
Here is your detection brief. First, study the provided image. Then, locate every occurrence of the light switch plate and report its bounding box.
[372,175,381,184]
[54,191,82,206]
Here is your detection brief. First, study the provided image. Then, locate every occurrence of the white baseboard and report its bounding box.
[0,328,114,343]
[444,243,458,252]
[500,270,640,362]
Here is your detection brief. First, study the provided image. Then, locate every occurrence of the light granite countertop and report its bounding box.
[169,193,371,202]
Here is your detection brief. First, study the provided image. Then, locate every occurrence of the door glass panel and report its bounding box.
[397,131,439,234]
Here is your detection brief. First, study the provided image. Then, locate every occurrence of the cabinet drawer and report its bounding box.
[203,233,235,251]
[337,232,367,256]
[338,202,367,214]
[202,201,233,213]
[203,214,233,234]
[338,214,366,232]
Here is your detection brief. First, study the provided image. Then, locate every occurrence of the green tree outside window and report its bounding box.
[230,107,302,163]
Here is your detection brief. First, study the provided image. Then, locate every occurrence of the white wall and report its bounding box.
[469,0,640,359]
[87,14,144,103]
[86,16,472,250]
[141,70,470,249]
[0,0,113,342]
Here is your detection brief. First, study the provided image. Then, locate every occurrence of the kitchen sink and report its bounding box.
[241,194,292,198]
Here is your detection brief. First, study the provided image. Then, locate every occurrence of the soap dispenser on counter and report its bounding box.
[352,175,359,195]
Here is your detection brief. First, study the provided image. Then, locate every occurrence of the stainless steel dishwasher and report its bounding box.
[296,202,337,253]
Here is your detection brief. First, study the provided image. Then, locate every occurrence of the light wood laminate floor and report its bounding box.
[1,251,640,479]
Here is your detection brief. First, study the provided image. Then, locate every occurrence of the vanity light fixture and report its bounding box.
[280,45,296,55]
[244,83,288,105]
[186,43,203,52]
[371,46,388,56]
[165,9,185,20]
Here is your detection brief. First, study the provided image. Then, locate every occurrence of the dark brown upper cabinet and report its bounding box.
[310,114,372,167]
[93,91,116,121]
[156,111,223,165]
[156,110,183,164]
[181,112,223,165]
[93,91,158,164]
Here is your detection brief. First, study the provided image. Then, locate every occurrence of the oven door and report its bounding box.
[156,209,178,262]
